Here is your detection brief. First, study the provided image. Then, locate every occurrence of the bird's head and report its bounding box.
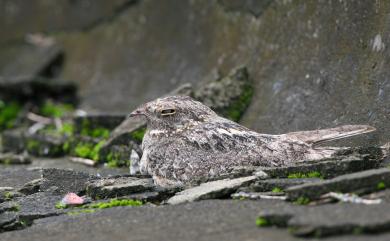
[129,96,216,130]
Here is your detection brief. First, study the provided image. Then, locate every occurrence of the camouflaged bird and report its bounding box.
[129,96,375,188]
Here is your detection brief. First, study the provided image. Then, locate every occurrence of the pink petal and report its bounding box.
[61,192,85,205]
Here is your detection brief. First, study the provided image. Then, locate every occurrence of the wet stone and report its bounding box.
[167,176,257,205]
[260,154,382,179]
[286,168,390,201]
[0,153,31,165]
[86,176,155,200]
[40,168,97,195]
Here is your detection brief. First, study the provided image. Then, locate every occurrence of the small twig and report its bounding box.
[70,157,96,167]
[27,112,52,125]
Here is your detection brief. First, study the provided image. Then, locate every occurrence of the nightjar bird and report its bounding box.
[129,95,375,188]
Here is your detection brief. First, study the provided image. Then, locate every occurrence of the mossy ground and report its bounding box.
[0,101,21,130]
[40,100,74,118]
[256,217,270,227]
[288,171,323,179]
[130,127,146,143]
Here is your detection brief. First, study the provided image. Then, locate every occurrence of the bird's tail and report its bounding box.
[282,125,376,146]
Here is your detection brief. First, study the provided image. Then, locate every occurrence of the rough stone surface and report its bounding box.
[258,202,390,237]
[245,178,321,193]
[167,176,256,205]
[0,153,30,165]
[86,176,155,199]
[260,154,382,179]
[286,168,390,201]
[40,168,96,195]
[0,168,41,190]
[1,0,386,146]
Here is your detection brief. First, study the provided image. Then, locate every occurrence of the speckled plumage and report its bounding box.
[129,96,375,188]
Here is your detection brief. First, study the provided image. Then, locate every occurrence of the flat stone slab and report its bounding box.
[0,153,31,165]
[0,168,41,190]
[258,202,390,237]
[40,168,97,195]
[260,155,381,179]
[86,176,155,199]
[167,176,256,205]
[245,178,321,192]
[286,168,390,201]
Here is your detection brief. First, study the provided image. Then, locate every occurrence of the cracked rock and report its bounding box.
[260,154,381,179]
[286,168,390,201]
[86,176,155,200]
[40,168,97,195]
[167,176,256,205]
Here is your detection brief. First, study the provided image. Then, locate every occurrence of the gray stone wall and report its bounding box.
[0,0,388,144]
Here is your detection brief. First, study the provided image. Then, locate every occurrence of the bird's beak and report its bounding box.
[128,106,146,118]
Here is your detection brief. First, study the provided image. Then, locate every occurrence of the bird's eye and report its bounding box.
[160,108,176,116]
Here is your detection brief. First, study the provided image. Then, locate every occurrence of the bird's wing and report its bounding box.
[280,125,376,146]
[145,120,275,185]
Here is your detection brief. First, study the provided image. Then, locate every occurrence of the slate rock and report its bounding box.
[286,168,390,201]
[245,178,321,193]
[0,41,63,79]
[194,66,253,121]
[260,154,381,179]
[0,212,18,232]
[0,153,31,165]
[16,192,64,221]
[86,176,155,200]
[1,128,26,153]
[18,179,44,195]
[0,77,78,104]
[0,168,41,190]
[167,176,256,205]
[40,168,97,195]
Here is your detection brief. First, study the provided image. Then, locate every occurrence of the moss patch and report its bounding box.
[130,127,146,142]
[256,217,270,227]
[271,187,283,193]
[0,101,21,130]
[377,181,386,190]
[40,100,74,118]
[86,199,143,209]
[288,171,322,179]
[293,196,311,205]
[80,119,110,139]
[225,84,253,122]
[67,209,96,216]
[74,140,105,161]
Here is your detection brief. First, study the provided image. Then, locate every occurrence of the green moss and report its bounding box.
[80,119,110,139]
[225,84,253,122]
[67,209,96,216]
[130,127,146,142]
[4,191,13,200]
[271,187,283,193]
[55,202,67,209]
[62,140,71,153]
[84,199,143,209]
[27,140,40,152]
[74,140,105,161]
[256,217,270,227]
[0,101,21,130]
[59,123,74,136]
[40,101,74,118]
[377,181,386,190]
[288,171,322,179]
[294,196,311,205]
